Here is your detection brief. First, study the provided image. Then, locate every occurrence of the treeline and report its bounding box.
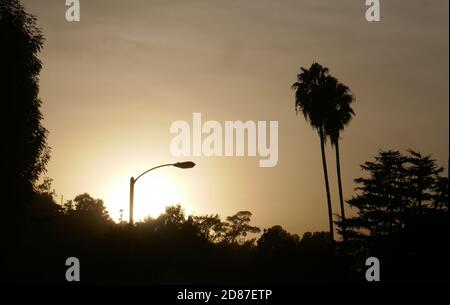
[13,180,341,284]
[2,149,448,284]
[3,159,342,284]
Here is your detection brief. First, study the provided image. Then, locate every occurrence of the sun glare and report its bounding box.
[104,171,184,223]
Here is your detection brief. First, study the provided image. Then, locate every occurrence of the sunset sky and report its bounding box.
[22,0,449,235]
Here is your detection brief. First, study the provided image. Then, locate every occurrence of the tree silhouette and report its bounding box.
[339,149,447,240]
[337,149,449,282]
[159,204,185,226]
[0,0,50,219]
[70,193,111,222]
[291,63,335,241]
[61,199,74,214]
[432,174,448,211]
[322,75,355,239]
[257,225,300,257]
[405,149,444,213]
[300,231,332,248]
[225,211,260,244]
[193,214,229,243]
[30,177,62,222]
[33,177,54,195]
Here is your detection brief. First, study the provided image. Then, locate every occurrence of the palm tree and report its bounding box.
[323,76,355,240]
[291,63,335,241]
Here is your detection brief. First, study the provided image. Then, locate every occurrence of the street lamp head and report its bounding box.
[173,161,196,169]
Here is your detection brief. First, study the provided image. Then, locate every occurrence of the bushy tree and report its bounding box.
[338,149,449,282]
[257,225,300,257]
[69,193,111,222]
[192,214,229,243]
[29,177,62,221]
[405,149,444,212]
[1,0,50,215]
[339,150,447,240]
[225,211,260,244]
[432,175,448,211]
[161,204,185,225]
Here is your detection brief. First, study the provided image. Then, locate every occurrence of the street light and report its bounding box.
[129,161,195,225]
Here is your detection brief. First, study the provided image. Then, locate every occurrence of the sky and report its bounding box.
[21,0,449,235]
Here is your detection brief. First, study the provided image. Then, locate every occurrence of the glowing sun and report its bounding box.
[104,171,184,222]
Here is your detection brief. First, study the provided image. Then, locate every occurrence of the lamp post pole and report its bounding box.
[129,176,135,225]
[129,161,195,225]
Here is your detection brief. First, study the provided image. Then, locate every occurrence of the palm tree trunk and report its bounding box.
[335,140,346,240]
[319,127,334,242]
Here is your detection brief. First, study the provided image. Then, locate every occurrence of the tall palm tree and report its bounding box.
[291,63,335,241]
[323,77,355,240]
